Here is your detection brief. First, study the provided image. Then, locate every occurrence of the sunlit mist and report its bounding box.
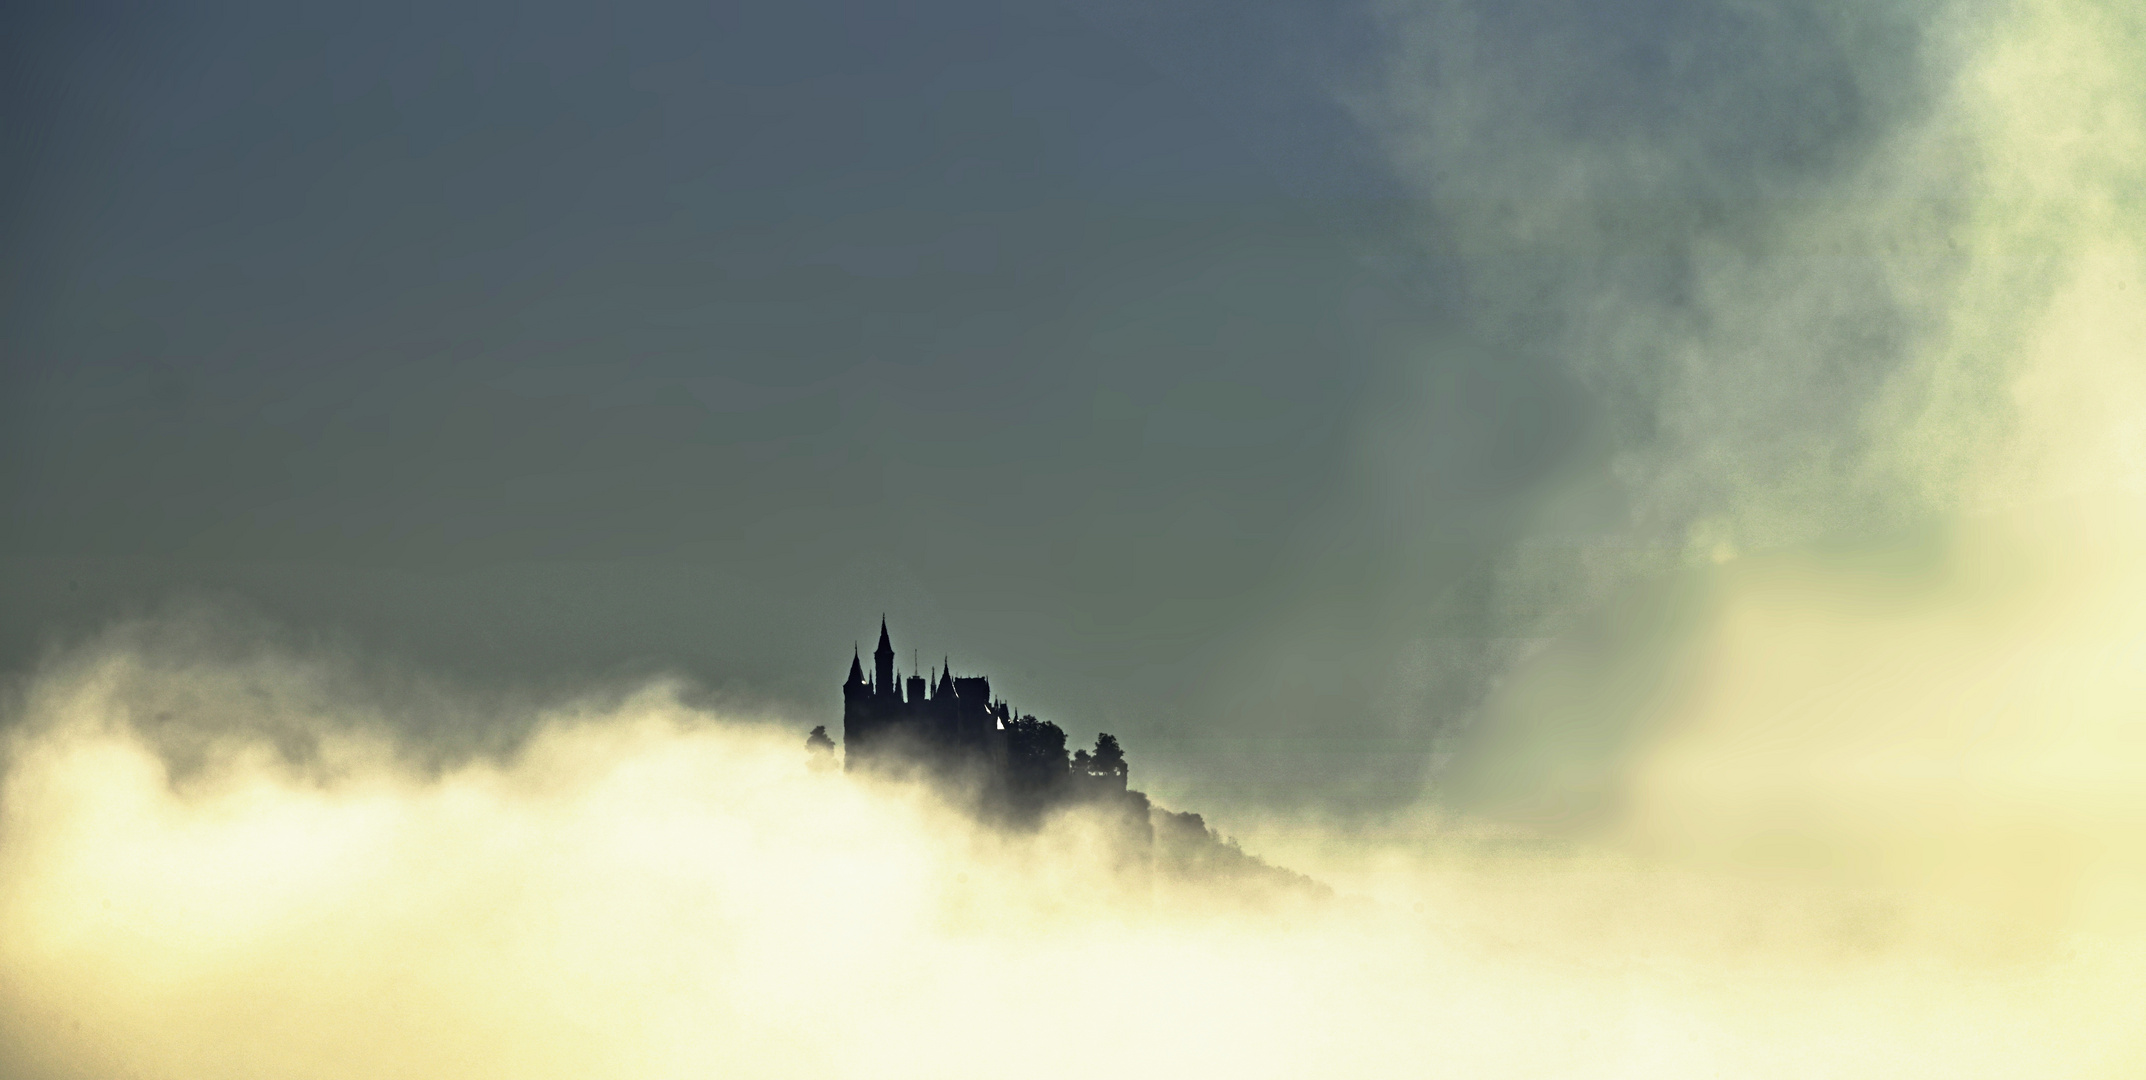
[3,636,2143,1080]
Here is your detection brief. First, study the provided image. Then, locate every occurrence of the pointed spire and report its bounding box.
[847,644,865,686]
[872,616,895,695]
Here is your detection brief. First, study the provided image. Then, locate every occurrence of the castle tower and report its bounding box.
[874,617,896,697]
[841,644,870,771]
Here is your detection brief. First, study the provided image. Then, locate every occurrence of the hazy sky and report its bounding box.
[3,0,1958,816]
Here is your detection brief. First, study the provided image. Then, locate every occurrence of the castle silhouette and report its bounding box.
[839,618,1127,817]
[825,618,1329,899]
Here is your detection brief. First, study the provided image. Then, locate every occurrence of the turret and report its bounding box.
[842,643,873,773]
[874,617,896,697]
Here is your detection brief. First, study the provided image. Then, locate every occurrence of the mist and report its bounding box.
[4,624,2142,1080]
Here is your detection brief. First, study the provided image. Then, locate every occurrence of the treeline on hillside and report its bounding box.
[814,715,1328,903]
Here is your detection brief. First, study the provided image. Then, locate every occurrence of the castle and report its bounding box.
[831,620,1329,900]
[841,618,1127,810]
[843,617,1012,772]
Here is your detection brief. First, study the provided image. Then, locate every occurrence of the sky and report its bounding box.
[6,0,2146,1076]
[0,0,1976,818]
[3,0,1449,812]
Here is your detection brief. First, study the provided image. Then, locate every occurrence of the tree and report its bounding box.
[805,725,835,769]
[1004,716,1068,779]
[1084,733,1127,780]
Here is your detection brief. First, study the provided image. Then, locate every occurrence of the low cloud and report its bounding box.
[2,623,2142,1079]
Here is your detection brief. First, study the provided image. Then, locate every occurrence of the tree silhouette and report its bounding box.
[805,725,835,764]
[1004,716,1068,781]
[1085,733,1126,780]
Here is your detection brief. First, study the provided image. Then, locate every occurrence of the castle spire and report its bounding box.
[846,644,865,687]
[873,616,896,695]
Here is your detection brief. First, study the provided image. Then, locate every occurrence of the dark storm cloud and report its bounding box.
[2,0,1957,816]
